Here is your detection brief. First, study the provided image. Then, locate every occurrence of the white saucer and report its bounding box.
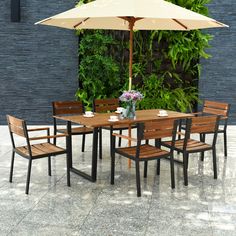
[157,113,168,117]
[83,114,94,118]
[108,119,119,122]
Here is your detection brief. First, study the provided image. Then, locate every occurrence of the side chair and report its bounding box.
[163,115,220,186]
[93,98,136,159]
[179,100,230,158]
[7,115,70,194]
[110,119,179,197]
[52,101,93,152]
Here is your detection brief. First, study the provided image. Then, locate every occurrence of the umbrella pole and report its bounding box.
[128,19,135,168]
[129,20,134,91]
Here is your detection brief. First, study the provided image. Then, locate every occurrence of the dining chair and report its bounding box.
[163,115,220,186]
[110,119,179,197]
[52,101,93,152]
[93,98,135,159]
[6,115,70,194]
[179,100,230,158]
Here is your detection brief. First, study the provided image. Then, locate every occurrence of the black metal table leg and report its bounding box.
[91,127,98,181]
[69,125,98,182]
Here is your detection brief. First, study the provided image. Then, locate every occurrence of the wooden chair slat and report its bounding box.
[94,98,119,105]
[53,101,84,115]
[204,100,229,110]
[203,107,227,116]
[144,120,174,131]
[191,116,218,124]
[95,105,118,112]
[54,108,84,115]
[117,144,169,159]
[7,115,24,127]
[144,130,173,140]
[9,124,25,137]
[191,125,216,134]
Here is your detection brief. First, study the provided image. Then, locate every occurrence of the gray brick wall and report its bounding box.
[0,0,78,124]
[199,0,236,124]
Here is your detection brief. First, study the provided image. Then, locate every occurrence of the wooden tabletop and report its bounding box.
[54,109,192,128]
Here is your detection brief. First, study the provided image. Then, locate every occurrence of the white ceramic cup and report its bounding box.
[116,107,124,113]
[110,115,118,121]
[85,111,93,116]
[159,110,167,116]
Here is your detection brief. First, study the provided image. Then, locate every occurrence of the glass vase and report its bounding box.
[125,101,136,119]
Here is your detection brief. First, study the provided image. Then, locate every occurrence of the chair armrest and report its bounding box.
[29,134,67,141]
[27,127,50,132]
[191,112,203,116]
[112,133,137,142]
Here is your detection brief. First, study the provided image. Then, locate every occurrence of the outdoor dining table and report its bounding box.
[54,109,192,182]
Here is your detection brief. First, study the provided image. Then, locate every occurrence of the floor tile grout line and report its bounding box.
[6,173,66,235]
[76,188,103,233]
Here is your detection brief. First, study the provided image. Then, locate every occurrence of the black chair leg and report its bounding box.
[111,151,115,185]
[66,150,71,187]
[212,147,217,179]
[48,156,51,176]
[186,153,189,169]
[99,128,102,159]
[144,161,148,178]
[170,154,175,189]
[118,130,122,147]
[25,159,32,194]
[53,130,57,145]
[156,159,160,175]
[224,131,227,157]
[183,152,188,186]
[200,134,205,161]
[82,134,86,152]
[9,151,15,182]
[135,160,141,197]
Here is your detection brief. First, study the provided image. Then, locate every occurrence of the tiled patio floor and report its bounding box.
[0,125,236,236]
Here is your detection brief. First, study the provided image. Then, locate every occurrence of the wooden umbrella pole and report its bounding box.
[128,18,135,168]
[128,19,135,91]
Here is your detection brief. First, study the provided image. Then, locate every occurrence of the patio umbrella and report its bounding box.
[35,0,228,90]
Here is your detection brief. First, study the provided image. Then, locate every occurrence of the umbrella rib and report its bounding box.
[73,17,90,29]
[172,19,188,30]
[214,20,228,27]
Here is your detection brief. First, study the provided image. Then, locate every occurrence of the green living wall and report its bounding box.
[75,0,213,112]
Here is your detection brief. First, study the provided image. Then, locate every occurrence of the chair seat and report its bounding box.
[16,143,66,158]
[163,139,212,152]
[57,126,93,135]
[116,144,170,160]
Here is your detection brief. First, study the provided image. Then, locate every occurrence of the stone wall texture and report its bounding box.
[0,1,235,124]
[0,0,78,124]
[199,0,236,124]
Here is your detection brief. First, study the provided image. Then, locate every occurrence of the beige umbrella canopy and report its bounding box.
[36,0,228,90]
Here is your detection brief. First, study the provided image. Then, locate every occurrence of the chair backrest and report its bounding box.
[7,115,27,138]
[190,116,219,134]
[203,100,230,118]
[52,101,84,116]
[185,115,220,148]
[138,119,179,146]
[6,115,30,150]
[93,98,119,113]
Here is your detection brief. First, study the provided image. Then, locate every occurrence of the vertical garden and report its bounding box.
[75,0,213,112]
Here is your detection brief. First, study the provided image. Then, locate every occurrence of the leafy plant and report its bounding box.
[75,0,213,111]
